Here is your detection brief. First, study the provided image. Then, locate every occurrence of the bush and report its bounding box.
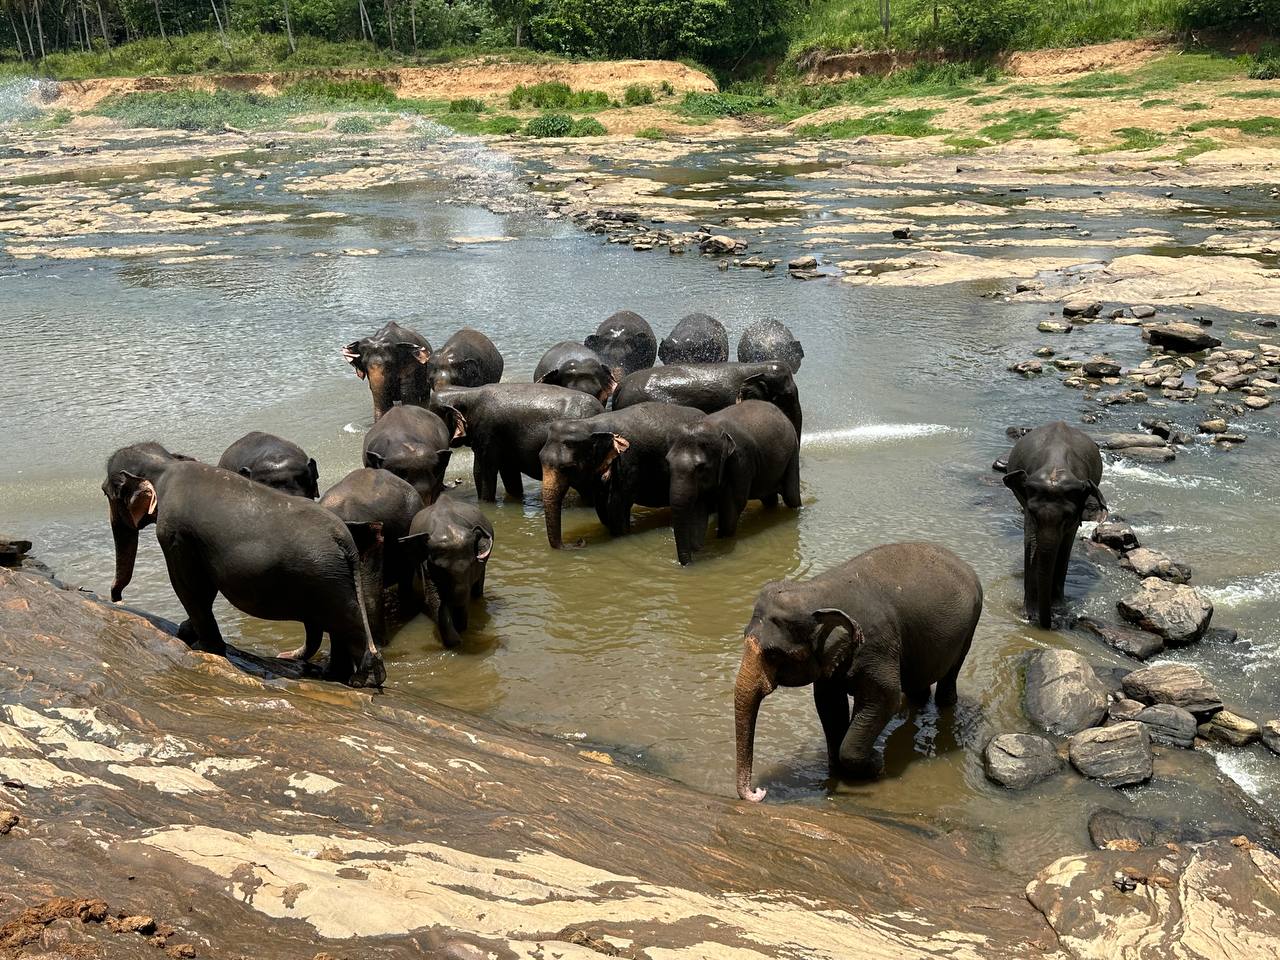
[569,116,606,135]
[448,97,485,113]
[284,78,396,102]
[1181,0,1280,31]
[525,112,574,136]
[333,114,376,133]
[485,114,523,134]
[924,0,1035,56]
[636,126,666,139]
[623,84,654,106]
[508,81,610,110]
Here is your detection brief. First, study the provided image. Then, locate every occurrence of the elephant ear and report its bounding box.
[113,472,158,530]
[364,449,386,470]
[306,458,320,498]
[343,341,367,379]
[718,431,737,485]
[458,356,484,383]
[1003,470,1029,508]
[236,466,253,480]
[345,521,384,560]
[584,334,605,353]
[737,373,769,403]
[812,608,865,675]
[474,526,493,562]
[595,432,630,482]
[398,341,431,365]
[535,369,559,386]
[1086,480,1109,518]
[439,405,467,443]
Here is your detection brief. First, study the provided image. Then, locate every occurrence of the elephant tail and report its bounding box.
[340,528,387,689]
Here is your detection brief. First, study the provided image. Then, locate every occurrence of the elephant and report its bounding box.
[667,400,802,565]
[659,312,728,365]
[103,443,385,687]
[399,494,493,649]
[533,342,616,403]
[737,319,804,374]
[432,384,603,502]
[362,404,454,505]
[426,328,505,390]
[319,467,424,642]
[217,431,319,499]
[612,362,803,439]
[734,542,982,802]
[1003,421,1107,629]
[585,310,657,377]
[343,320,433,421]
[539,402,705,549]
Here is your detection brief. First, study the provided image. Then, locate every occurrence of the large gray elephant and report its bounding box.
[362,404,454,505]
[400,494,493,649]
[1004,422,1106,629]
[426,328,505,390]
[659,312,728,365]
[667,400,801,565]
[534,342,616,403]
[613,362,802,439]
[343,321,433,421]
[585,310,657,377]
[217,431,319,499]
[737,319,804,374]
[103,443,385,687]
[734,542,981,802]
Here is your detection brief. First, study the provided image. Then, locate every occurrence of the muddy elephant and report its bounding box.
[400,494,493,649]
[667,400,802,565]
[433,383,603,503]
[319,467,424,642]
[613,362,803,439]
[737,319,804,374]
[585,310,657,377]
[1004,421,1107,629]
[734,542,982,802]
[104,443,385,687]
[539,402,705,548]
[426,328,505,390]
[217,431,319,499]
[659,313,729,365]
[362,404,454,505]
[534,342,616,403]
[344,321,433,421]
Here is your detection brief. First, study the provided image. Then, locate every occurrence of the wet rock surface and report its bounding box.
[1068,722,1153,787]
[983,734,1064,790]
[1075,617,1164,660]
[1198,710,1261,747]
[1122,663,1224,718]
[1134,704,1197,748]
[1024,649,1108,736]
[1145,322,1222,354]
[1117,578,1214,646]
[1119,548,1192,584]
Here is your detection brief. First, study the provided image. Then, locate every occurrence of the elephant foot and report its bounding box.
[739,786,767,803]
[350,652,386,689]
[277,645,309,661]
[837,755,884,781]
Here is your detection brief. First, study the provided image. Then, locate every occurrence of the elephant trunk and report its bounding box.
[1031,526,1060,629]
[367,365,394,420]
[671,498,709,566]
[734,636,776,802]
[542,467,570,549]
[109,498,138,603]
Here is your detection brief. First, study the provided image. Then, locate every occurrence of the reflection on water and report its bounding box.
[2,132,1278,868]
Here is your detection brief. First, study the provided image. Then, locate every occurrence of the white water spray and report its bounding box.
[801,423,955,448]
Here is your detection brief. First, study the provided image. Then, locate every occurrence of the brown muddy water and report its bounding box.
[1,117,1278,873]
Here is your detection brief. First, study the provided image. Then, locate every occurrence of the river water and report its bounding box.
[1,120,1277,871]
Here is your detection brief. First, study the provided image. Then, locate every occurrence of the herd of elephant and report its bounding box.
[100,307,1108,803]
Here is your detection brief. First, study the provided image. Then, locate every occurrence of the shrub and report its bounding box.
[624,84,654,106]
[333,114,376,134]
[569,116,606,135]
[485,114,523,134]
[284,78,396,103]
[636,126,666,139]
[660,80,674,96]
[509,82,610,110]
[924,0,1035,56]
[525,112,574,136]
[448,97,485,113]
[1181,0,1280,31]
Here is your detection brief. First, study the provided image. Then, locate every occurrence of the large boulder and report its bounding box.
[1146,322,1222,353]
[1025,649,1109,736]
[1134,703,1196,748]
[1119,548,1192,584]
[983,734,1064,789]
[1068,722,1153,787]
[1075,617,1164,660]
[1198,710,1261,747]
[1121,663,1223,718]
[1117,578,1213,646]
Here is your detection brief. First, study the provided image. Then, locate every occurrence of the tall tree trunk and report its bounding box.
[95,0,111,59]
[20,2,34,58]
[281,0,295,53]
[152,0,167,44]
[515,16,522,47]
[209,0,229,53]
[382,0,394,50]
[34,0,46,60]
[10,12,26,59]
[408,0,416,55]
[358,0,375,47]
[80,1,90,52]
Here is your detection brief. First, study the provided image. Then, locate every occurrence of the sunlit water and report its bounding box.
[1,126,1277,869]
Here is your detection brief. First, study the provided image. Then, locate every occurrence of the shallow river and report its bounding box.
[1,121,1277,871]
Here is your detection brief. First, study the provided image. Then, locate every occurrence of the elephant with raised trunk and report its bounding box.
[218,431,319,499]
[613,362,803,439]
[585,310,657,377]
[344,321,433,421]
[400,494,493,649]
[362,404,454,505]
[433,383,604,502]
[539,402,705,549]
[659,312,728,365]
[667,400,801,565]
[103,443,385,688]
[426,328,505,390]
[738,319,804,374]
[735,542,981,802]
[1004,421,1107,629]
[534,342,616,403]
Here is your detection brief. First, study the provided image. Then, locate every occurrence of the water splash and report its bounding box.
[1104,459,1235,491]
[802,423,955,448]
[0,78,43,127]
[1209,748,1275,805]
[407,115,539,216]
[1203,573,1280,609]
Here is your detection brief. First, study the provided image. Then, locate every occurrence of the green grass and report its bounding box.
[1185,115,1280,136]
[624,84,656,106]
[333,114,376,134]
[978,107,1073,142]
[1085,126,1167,152]
[945,134,994,149]
[508,82,610,111]
[1171,136,1219,159]
[1179,101,1208,111]
[793,107,947,139]
[966,94,1004,106]
[1140,98,1175,108]
[438,112,523,135]
[447,97,486,113]
[635,126,667,139]
[1226,89,1280,99]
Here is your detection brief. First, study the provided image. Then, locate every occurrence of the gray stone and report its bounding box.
[1088,809,1158,849]
[1064,300,1103,319]
[892,226,912,239]
[787,255,817,271]
[1121,663,1223,719]
[983,734,1064,789]
[1130,305,1157,319]
[701,234,743,255]
[1199,417,1229,434]
[1083,356,1122,377]
[1263,720,1280,756]
[1024,649,1109,736]
[1099,433,1168,450]
[1134,704,1196,748]
[1009,359,1043,377]
[1074,617,1164,660]
[1147,322,1222,353]
[1111,446,1175,463]
[1107,699,1146,724]
[1039,320,1073,334]
[1069,722,1153,787]
[1117,579,1213,646]
[1120,548,1192,584]
[1197,710,1260,747]
[1092,521,1140,552]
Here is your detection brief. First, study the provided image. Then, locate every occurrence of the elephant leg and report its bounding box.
[760,492,779,509]
[280,623,323,662]
[782,454,802,508]
[167,554,225,656]
[437,602,462,649]
[471,567,486,599]
[903,685,932,709]
[717,494,742,539]
[499,460,524,503]
[934,633,973,709]
[473,454,499,503]
[838,681,896,779]
[813,679,851,769]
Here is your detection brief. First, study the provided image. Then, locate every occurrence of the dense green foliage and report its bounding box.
[523,111,572,135]
[507,81,609,109]
[1181,0,1280,31]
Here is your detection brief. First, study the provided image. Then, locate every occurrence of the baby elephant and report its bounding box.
[362,404,454,504]
[218,431,319,499]
[400,495,493,648]
[734,542,982,802]
[667,400,801,565]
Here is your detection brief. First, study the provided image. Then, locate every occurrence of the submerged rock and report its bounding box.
[1122,663,1223,718]
[1147,322,1222,353]
[1068,722,1153,787]
[1075,616,1164,660]
[1198,710,1261,747]
[1083,356,1121,377]
[1088,809,1158,849]
[983,734,1064,789]
[1117,578,1213,646]
[1130,305,1157,319]
[1039,319,1073,334]
[1120,548,1192,584]
[1064,300,1102,319]
[1025,649,1109,736]
[1134,704,1197,748]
